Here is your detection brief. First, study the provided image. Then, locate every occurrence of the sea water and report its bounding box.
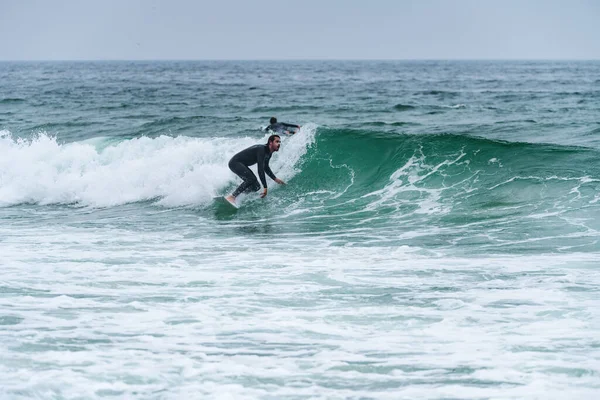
[1,61,599,399]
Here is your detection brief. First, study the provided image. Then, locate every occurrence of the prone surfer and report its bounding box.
[265,117,300,135]
[225,134,285,205]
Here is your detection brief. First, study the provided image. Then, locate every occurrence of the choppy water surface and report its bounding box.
[1,61,600,399]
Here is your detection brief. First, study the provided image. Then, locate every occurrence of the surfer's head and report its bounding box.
[270,117,277,124]
[267,134,281,152]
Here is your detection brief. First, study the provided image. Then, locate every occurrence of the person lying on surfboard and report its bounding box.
[225,134,285,206]
[265,117,300,135]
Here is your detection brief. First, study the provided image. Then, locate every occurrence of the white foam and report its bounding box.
[0,126,317,208]
[1,223,599,399]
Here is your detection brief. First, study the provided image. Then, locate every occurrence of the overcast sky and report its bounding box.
[1,0,599,60]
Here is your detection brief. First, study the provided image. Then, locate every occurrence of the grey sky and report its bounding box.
[1,0,599,60]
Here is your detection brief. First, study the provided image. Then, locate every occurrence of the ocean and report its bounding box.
[1,60,599,399]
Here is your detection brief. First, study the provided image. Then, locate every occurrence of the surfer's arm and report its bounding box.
[281,122,300,135]
[264,164,277,182]
[256,148,268,188]
[265,164,285,185]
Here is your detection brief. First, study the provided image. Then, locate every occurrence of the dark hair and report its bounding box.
[267,134,280,145]
[270,117,277,124]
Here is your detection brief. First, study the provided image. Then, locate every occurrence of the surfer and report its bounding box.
[265,117,300,135]
[225,134,285,205]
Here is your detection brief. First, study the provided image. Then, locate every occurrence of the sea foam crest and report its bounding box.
[0,125,316,208]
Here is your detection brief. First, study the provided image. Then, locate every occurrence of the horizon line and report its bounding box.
[1,58,600,63]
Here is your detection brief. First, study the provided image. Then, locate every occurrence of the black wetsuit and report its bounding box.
[266,122,298,134]
[229,144,277,197]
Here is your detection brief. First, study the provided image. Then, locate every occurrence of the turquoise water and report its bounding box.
[1,61,600,399]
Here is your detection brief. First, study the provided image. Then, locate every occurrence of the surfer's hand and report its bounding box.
[275,178,285,185]
[260,188,268,198]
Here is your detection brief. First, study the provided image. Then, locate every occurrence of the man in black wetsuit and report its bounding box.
[225,134,285,205]
[265,117,300,135]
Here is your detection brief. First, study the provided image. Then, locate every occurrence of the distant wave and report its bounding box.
[393,104,416,111]
[418,90,459,98]
[0,98,25,104]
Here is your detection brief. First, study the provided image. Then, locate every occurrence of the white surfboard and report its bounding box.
[213,196,239,209]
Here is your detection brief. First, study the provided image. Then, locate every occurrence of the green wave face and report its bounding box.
[265,129,600,254]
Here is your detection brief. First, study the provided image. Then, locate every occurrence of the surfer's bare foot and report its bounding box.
[225,195,236,203]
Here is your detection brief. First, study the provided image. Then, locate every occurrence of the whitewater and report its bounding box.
[0,126,315,208]
[1,60,600,399]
